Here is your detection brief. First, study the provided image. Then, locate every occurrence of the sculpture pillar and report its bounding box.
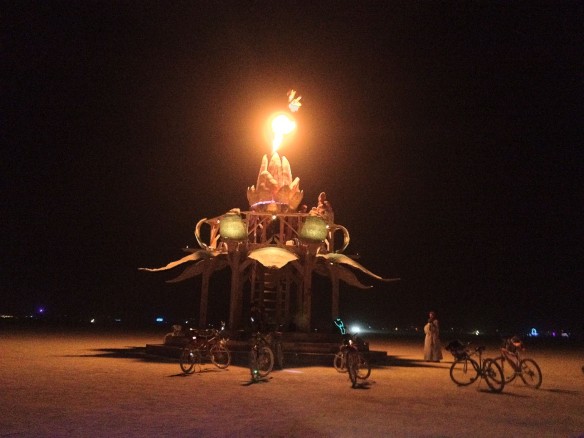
[227,246,245,330]
[330,269,340,320]
[198,262,212,328]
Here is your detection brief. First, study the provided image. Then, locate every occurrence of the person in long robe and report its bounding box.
[424,311,443,362]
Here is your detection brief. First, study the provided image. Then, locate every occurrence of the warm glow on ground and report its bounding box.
[2,331,582,436]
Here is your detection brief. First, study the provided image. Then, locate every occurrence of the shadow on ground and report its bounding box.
[63,346,451,371]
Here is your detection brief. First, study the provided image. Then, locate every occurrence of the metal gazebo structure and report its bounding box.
[140,99,398,332]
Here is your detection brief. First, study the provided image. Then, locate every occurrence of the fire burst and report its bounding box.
[271,114,296,153]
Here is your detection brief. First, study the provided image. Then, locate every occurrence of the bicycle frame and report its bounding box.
[179,322,230,373]
[501,348,521,371]
[449,344,504,393]
[187,327,227,354]
[496,339,542,389]
[249,331,275,381]
[334,333,371,386]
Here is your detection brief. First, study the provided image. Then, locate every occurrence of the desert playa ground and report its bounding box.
[1,328,583,437]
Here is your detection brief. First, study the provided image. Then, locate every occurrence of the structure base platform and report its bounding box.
[145,332,388,366]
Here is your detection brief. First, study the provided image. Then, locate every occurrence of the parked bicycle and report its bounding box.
[332,318,371,387]
[179,321,231,374]
[249,330,275,382]
[265,331,284,370]
[446,340,505,393]
[494,336,542,389]
[333,336,370,388]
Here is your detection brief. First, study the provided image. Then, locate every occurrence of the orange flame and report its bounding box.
[271,114,296,153]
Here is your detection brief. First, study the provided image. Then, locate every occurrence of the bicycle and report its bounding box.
[446,341,505,393]
[179,322,231,374]
[249,331,275,382]
[265,331,284,370]
[334,333,371,387]
[494,337,542,389]
[333,333,371,375]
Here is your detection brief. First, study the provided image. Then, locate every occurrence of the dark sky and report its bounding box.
[2,2,582,333]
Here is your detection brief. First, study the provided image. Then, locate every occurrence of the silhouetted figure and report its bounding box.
[424,310,443,362]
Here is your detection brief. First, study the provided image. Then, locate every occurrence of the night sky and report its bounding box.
[3,2,582,334]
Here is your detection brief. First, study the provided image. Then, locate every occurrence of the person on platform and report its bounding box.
[424,310,443,362]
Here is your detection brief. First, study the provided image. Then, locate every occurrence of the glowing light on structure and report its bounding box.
[219,213,246,241]
[299,216,328,242]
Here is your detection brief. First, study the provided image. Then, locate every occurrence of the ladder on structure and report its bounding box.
[250,265,290,329]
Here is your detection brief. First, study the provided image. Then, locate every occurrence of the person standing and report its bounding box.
[424,311,443,362]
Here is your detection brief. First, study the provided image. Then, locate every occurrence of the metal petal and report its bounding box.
[138,251,210,272]
[334,265,373,289]
[317,253,398,282]
[166,260,207,283]
[248,247,299,269]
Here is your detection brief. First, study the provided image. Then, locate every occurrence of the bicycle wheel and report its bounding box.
[256,346,274,378]
[495,355,517,384]
[483,359,505,393]
[333,352,346,373]
[274,342,284,370]
[346,350,359,388]
[356,354,371,380]
[210,344,231,369]
[519,359,542,389]
[249,349,260,381]
[450,358,479,386]
[179,348,200,374]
